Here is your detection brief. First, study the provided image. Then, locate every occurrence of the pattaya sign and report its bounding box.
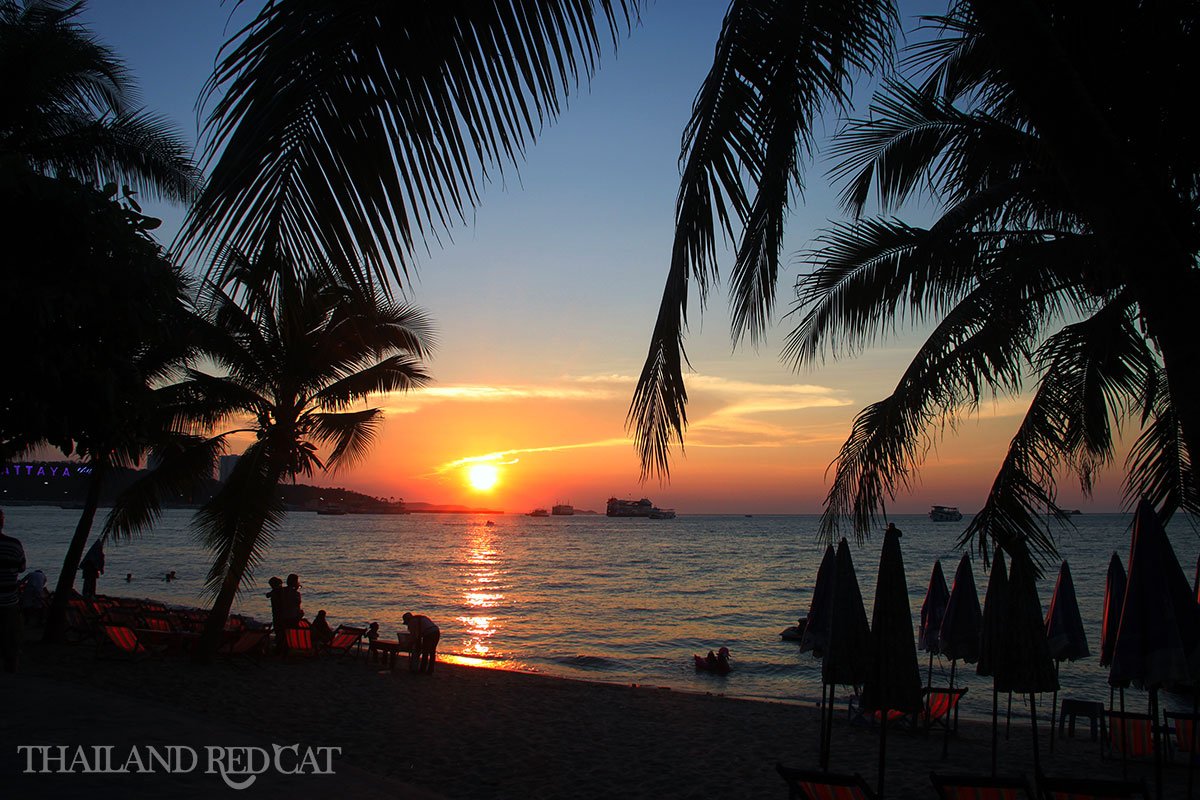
[1,464,92,478]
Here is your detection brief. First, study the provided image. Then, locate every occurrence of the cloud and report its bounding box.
[434,438,631,475]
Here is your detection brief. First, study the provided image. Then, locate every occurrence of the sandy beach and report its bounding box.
[3,626,1194,799]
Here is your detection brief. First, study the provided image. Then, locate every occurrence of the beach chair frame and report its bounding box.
[1105,711,1156,760]
[931,771,1035,800]
[1163,710,1200,763]
[321,625,366,659]
[95,623,166,661]
[283,619,316,658]
[922,687,968,735]
[776,764,876,800]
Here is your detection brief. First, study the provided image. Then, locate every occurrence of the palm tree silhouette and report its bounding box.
[158,252,434,660]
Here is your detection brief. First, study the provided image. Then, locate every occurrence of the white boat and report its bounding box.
[929,505,963,522]
[527,508,549,518]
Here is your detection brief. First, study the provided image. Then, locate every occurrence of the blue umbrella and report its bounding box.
[920,560,950,691]
[1045,560,1088,753]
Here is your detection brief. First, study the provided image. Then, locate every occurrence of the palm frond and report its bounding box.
[102,434,227,541]
[308,409,381,472]
[310,355,431,411]
[1123,368,1199,523]
[178,0,636,279]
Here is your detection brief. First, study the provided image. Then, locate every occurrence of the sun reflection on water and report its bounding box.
[457,528,506,658]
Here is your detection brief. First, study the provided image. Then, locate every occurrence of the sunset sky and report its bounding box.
[80,1,1126,514]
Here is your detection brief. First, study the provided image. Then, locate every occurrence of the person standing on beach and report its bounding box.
[0,509,28,673]
[265,576,286,654]
[80,538,104,599]
[402,611,441,674]
[282,573,304,626]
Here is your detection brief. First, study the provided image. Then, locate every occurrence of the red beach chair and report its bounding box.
[931,771,1035,800]
[284,619,316,657]
[922,687,968,734]
[1106,711,1155,759]
[219,628,271,665]
[321,625,366,658]
[1164,710,1200,762]
[95,624,165,661]
[776,764,876,800]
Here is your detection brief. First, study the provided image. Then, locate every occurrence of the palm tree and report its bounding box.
[0,0,200,200]
[176,0,636,282]
[630,0,1199,560]
[137,252,435,661]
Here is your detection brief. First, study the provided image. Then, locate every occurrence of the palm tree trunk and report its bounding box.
[43,462,106,643]
[192,524,261,663]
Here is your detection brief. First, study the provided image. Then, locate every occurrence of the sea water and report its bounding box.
[9,507,1198,720]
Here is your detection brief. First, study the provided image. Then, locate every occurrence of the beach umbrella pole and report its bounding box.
[878,715,889,799]
[1029,692,1041,776]
[1189,691,1197,800]
[1152,688,1163,800]
[1006,691,1013,739]
[1049,662,1059,754]
[992,686,999,776]
[941,660,956,759]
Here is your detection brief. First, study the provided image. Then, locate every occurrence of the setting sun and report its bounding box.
[466,463,500,491]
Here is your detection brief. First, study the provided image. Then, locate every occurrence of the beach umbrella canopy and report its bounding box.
[862,528,924,715]
[998,554,1058,695]
[919,560,950,653]
[1100,552,1127,668]
[822,539,872,688]
[1045,560,1090,663]
[861,527,924,799]
[977,549,1009,680]
[940,552,983,664]
[800,544,836,657]
[1110,499,1200,691]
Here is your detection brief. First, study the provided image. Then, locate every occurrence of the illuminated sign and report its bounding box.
[1,464,92,478]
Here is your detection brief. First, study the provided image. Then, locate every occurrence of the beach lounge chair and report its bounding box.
[1036,771,1149,799]
[284,619,316,658]
[846,694,916,728]
[1163,710,1200,762]
[922,687,968,735]
[321,625,366,658]
[95,624,165,661]
[775,764,876,800]
[931,771,1035,800]
[1105,711,1156,760]
[219,628,271,665]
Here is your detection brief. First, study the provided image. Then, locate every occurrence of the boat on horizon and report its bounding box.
[649,509,676,520]
[317,503,347,516]
[929,505,963,522]
[527,508,550,518]
[551,503,574,516]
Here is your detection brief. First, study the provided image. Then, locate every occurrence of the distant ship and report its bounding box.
[551,503,575,516]
[929,505,963,522]
[527,508,550,518]
[317,503,347,516]
[607,497,655,517]
[606,497,677,518]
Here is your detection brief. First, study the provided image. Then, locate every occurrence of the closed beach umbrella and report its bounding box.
[1100,552,1127,669]
[800,544,836,657]
[819,538,872,771]
[1110,500,1200,799]
[1045,560,1089,752]
[1000,553,1058,774]
[920,560,950,690]
[977,548,1009,775]
[861,527,923,798]
[937,552,983,756]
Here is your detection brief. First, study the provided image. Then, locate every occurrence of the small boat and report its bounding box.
[527,508,549,518]
[485,520,496,527]
[317,503,347,516]
[929,505,963,522]
[694,646,732,675]
[780,618,808,641]
[648,509,676,520]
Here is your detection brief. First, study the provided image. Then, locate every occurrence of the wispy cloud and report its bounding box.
[433,438,631,475]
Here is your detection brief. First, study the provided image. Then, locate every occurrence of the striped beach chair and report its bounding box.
[95,624,164,661]
[321,625,366,658]
[1164,710,1200,762]
[922,687,968,734]
[1106,711,1155,760]
[931,772,1034,800]
[284,619,316,657]
[776,764,876,800]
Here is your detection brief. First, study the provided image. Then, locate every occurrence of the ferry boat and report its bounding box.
[649,509,676,520]
[606,497,655,517]
[551,503,575,516]
[527,508,550,518]
[929,505,963,522]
